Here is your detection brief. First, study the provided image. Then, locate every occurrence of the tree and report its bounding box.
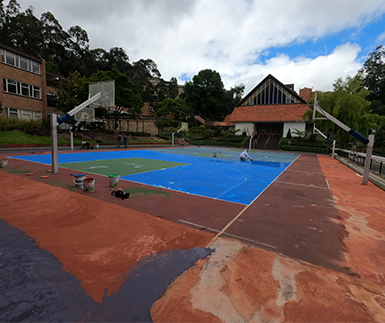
[0,0,43,55]
[184,69,227,120]
[56,71,87,114]
[154,98,189,121]
[168,77,179,99]
[359,45,385,116]
[305,74,385,148]
[224,84,245,116]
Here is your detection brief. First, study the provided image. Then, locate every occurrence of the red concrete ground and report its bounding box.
[1,150,385,321]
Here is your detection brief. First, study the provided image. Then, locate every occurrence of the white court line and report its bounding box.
[178,220,276,249]
[325,178,331,189]
[285,169,325,175]
[275,181,329,189]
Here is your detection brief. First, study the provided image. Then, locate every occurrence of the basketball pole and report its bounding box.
[51,113,59,174]
[52,92,103,173]
[362,134,374,185]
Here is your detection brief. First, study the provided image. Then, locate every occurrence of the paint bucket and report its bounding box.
[73,174,86,188]
[0,159,8,168]
[83,177,95,192]
[109,174,119,188]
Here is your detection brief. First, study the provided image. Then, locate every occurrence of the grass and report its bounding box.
[0,130,76,144]
[0,130,171,145]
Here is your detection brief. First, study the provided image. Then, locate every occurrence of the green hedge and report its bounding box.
[126,131,152,137]
[280,144,329,154]
[215,136,245,143]
[280,137,330,148]
[0,117,43,131]
[189,140,243,147]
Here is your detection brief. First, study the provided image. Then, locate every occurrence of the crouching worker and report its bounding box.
[81,141,90,149]
[240,149,253,161]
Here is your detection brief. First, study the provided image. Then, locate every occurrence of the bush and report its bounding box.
[280,137,329,148]
[190,140,244,147]
[216,136,245,143]
[0,116,43,131]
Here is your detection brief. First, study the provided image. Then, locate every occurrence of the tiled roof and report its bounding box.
[229,104,310,122]
[213,114,235,127]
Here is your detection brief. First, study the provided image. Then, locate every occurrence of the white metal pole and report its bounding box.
[70,130,74,151]
[362,134,374,185]
[312,91,317,123]
[332,140,336,159]
[51,113,59,174]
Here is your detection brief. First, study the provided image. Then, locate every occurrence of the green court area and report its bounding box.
[59,157,189,177]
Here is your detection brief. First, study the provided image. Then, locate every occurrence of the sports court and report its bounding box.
[2,146,384,321]
[12,147,298,205]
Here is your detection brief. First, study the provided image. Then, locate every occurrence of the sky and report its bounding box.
[12,0,385,95]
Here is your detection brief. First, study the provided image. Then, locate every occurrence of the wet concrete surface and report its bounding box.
[0,215,212,322]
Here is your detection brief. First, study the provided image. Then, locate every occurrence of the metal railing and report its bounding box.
[254,135,261,148]
[264,135,271,149]
[336,148,385,177]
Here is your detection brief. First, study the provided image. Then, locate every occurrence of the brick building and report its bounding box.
[0,43,60,120]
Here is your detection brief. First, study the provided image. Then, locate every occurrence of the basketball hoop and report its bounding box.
[75,107,95,123]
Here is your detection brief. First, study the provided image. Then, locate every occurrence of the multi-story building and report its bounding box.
[0,43,59,120]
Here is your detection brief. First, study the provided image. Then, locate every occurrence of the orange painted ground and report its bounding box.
[0,172,213,303]
[151,155,385,322]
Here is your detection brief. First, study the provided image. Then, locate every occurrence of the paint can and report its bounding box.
[83,177,95,192]
[73,174,86,188]
[0,159,8,168]
[109,174,119,188]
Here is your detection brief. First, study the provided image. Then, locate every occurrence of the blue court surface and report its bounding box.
[10,148,299,205]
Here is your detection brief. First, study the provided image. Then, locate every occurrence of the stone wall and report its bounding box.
[106,119,159,135]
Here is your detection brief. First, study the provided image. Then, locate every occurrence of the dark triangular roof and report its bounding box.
[238,74,306,106]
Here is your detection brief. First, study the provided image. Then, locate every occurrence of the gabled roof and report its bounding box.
[213,114,235,127]
[230,104,310,122]
[238,74,306,106]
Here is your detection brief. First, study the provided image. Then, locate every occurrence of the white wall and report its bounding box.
[235,122,254,135]
[283,122,306,137]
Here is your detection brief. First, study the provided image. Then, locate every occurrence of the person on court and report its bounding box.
[240,149,253,161]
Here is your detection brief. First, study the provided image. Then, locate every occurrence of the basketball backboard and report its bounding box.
[180,122,188,132]
[89,80,115,108]
[74,107,95,123]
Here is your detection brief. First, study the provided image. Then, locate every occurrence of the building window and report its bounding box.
[5,107,19,119]
[20,82,30,96]
[0,49,41,75]
[4,107,42,120]
[2,78,41,99]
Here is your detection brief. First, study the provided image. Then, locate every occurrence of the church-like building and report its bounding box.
[228,74,312,149]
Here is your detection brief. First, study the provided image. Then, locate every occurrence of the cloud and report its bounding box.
[13,0,385,93]
[232,43,362,94]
